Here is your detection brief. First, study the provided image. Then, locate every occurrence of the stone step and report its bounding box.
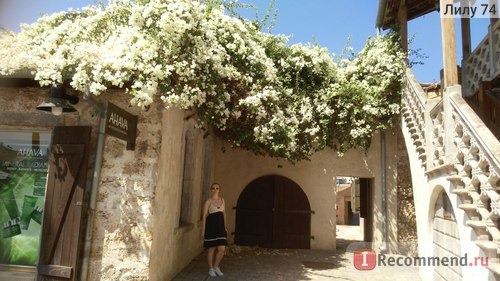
[466,220,489,239]
[475,240,498,254]
[446,175,463,182]
[467,220,487,229]
[451,188,469,196]
[487,261,500,276]
[459,203,477,212]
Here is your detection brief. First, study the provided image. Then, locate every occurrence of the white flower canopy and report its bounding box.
[0,0,405,162]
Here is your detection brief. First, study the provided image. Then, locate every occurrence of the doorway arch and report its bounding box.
[431,188,462,280]
[234,175,311,249]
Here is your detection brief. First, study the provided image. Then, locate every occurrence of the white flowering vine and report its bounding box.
[0,0,405,162]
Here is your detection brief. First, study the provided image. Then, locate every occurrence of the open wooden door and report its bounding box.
[37,126,91,281]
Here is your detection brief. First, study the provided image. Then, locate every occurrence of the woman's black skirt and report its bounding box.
[204,211,227,248]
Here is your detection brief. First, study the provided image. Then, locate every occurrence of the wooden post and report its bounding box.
[398,0,408,55]
[461,17,471,59]
[440,0,458,87]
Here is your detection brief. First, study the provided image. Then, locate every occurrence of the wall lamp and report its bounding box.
[36,85,79,116]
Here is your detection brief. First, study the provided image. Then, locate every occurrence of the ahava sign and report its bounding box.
[105,102,138,150]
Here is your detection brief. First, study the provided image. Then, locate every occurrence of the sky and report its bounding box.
[0,0,492,83]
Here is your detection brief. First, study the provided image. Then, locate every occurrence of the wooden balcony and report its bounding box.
[462,20,500,139]
[462,20,500,98]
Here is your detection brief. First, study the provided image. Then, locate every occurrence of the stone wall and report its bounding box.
[396,127,418,255]
[85,91,163,280]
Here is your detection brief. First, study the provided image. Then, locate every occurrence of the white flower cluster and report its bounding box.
[0,0,405,161]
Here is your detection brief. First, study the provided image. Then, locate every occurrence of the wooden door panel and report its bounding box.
[235,176,274,247]
[236,175,311,249]
[274,176,311,249]
[37,126,91,281]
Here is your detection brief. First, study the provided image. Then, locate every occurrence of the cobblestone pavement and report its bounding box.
[172,226,421,281]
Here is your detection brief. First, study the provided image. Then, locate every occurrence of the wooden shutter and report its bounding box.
[37,126,91,281]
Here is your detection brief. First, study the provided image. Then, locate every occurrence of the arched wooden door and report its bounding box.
[235,175,311,249]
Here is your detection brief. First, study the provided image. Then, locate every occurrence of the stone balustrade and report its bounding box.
[402,68,500,275]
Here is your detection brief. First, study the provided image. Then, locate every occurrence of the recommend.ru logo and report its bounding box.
[352,248,489,270]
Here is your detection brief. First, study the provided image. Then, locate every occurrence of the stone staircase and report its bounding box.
[401,68,500,278]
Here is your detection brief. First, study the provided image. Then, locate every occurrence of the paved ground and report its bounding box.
[172,225,421,281]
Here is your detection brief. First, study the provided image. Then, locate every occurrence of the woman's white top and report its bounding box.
[208,198,225,214]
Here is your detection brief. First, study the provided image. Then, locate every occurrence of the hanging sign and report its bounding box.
[105,102,138,150]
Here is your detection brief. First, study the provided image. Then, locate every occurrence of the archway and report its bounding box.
[234,175,311,249]
[432,189,462,280]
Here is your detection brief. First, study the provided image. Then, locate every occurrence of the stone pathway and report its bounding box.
[172,225,421,281]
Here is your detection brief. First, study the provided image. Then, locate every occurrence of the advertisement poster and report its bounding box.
[0,131,50,266]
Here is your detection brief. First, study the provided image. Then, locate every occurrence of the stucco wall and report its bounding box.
[149,108,214,281]
[336,184,351,225]
[213,128,399,250]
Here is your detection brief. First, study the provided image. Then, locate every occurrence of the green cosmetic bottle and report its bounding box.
[2,217,21,238]
[20,195,37,230]
[0,186,20,220]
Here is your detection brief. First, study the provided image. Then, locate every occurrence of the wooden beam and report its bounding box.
[440,0,458,87]
[461,17,471,59]
[0,112,65,127]
[0,78,40,87]
[398,0,408,55]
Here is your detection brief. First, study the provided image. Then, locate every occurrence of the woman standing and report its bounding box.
[201,183,227,277]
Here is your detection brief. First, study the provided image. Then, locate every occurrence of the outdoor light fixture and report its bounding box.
[36,85,79,116]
